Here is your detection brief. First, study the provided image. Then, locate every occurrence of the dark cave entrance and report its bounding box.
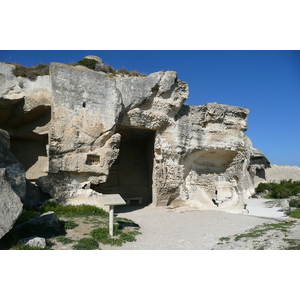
[92,125,156,206]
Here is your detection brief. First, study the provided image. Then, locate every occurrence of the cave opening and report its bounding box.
[92,125,156,206]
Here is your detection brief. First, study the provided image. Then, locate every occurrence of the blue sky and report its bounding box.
[1,50,299,166]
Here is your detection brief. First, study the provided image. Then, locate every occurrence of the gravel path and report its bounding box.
[101,204,278,250]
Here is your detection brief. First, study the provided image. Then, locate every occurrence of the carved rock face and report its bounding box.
[0,61,269,212]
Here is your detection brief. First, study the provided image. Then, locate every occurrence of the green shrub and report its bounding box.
[13,63,49,79]
[255,180,300,199]
[289,197,300,208]
[72,238,99,250]
[15,209,40,225]
[43,201,108,218]
[77,58,98,70]
[98,64,115,74]
[90,225,140,246]
[286,208,300,219]
[56,236,74,245]
[64,220,79,230]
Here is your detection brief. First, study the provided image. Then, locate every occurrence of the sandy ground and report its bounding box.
[100,201,282,250]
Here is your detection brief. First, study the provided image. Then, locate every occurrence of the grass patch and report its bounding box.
[72,238,99,250]
[43,202,108,218]
[64,220,79,230]
[284,238,300,250]
[234,222,295,242]
[15,209,40,225]
[12,244,51,250]
[56,236,74,245]
[255,180,300,199]
[219,237,230,242]
[90,225,140,246]
[286,208,300,219]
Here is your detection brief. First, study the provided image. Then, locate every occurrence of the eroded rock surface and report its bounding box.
[0,129,24,239]
[0,58,270,213]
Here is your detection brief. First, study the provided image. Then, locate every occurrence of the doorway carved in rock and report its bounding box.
[92,125,155,206]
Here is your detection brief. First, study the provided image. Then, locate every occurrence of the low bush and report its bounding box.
[15,209,40,225]
[90,225,140,246]
[64,220,79,230]
[117,68,130,75]
[255,180,300,199]
[72,238,99,250]
[43,201,108,218]
[56,236,74,245]
[289,197,300,208]
[13,63,49,80]
[77,58,98,70]
[286,208,300,219]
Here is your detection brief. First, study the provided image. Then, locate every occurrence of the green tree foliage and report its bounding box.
[255,180,300,199]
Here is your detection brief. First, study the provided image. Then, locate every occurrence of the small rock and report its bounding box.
[21,236,46,249]
[83,55,103,64]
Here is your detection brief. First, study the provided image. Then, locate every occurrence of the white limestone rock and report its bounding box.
[20,236,46,249]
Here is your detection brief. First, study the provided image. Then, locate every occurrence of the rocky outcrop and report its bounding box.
[0,62,51,185]
[263,164,300,184]
[0,129,24,239]
[0,58,270,214]
[0,129,26,200]
[0,176,23,239]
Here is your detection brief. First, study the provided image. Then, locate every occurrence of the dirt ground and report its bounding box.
[49,198,299,250]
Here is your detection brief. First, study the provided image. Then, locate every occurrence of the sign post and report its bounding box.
[109,205,114,237]
[99,194,126,237]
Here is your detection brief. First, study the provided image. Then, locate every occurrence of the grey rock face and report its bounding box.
[0,176,23,239]
[0,129,26,200]
[0,128,25,239]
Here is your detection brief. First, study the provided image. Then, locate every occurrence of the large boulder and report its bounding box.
[0,176,23,239]
[0,129,25,239]
[0,129,26,200]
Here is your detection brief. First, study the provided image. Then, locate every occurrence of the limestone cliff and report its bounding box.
[0,58,270,214]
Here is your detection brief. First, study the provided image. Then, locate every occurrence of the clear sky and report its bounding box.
[1,50,299,166]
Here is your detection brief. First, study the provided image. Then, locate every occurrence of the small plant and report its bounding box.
[77,58,98,70]
[233,221,296,242]
[72,238,99,250]
[64,220,79,230]
[56,236,74,245]
[15,209,40,225]
[219,237,230,242]
[289,197,300,208]
[90,225,140,246]
[286,208,300,219]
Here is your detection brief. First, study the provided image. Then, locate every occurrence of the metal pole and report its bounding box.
[109,205,114,237]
